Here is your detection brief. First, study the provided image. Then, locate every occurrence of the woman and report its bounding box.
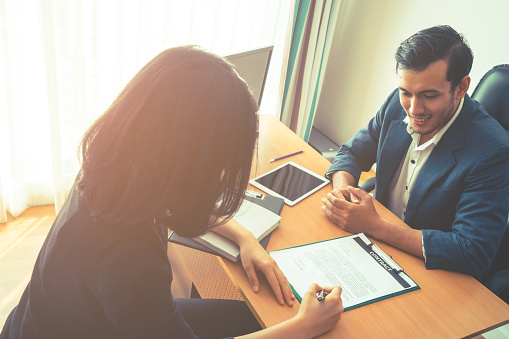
[1,46,343,339]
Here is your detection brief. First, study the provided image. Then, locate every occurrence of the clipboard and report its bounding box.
[269,233,420,311]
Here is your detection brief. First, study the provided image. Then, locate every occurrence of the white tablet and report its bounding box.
[249,161,330,206]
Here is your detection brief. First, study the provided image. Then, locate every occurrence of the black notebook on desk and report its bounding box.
[168,192,285,257]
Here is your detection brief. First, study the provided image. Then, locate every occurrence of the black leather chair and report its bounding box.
[471,64,509,132]
[359,176,376,193]
[358,64,509,303]
[472,64,509,304]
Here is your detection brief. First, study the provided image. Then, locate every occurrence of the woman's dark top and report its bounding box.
[1,184,202,338]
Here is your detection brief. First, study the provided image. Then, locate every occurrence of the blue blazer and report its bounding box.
[327,89,509,280]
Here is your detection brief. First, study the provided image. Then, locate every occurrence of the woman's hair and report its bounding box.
[78,45,258,237]
[395,25,473,91]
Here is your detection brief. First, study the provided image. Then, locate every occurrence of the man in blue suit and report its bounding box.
[322,25,509,281]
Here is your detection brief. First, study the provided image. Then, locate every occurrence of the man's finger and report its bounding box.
[326,193,353,209]
[322,197,344,218]
[348,186,370,200]
[329,189,343,198]
[322,204,347,229]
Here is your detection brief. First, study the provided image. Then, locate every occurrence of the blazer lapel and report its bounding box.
[375,119,411,203]
[404,97,473,222]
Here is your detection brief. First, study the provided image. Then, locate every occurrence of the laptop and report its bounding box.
[225,45,273,108]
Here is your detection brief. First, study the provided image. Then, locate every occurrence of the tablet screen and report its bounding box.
[250,162,329,205]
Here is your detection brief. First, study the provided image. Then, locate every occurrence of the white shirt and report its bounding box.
[387,97,464,258]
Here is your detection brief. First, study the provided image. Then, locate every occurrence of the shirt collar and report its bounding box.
[403,97,464,146]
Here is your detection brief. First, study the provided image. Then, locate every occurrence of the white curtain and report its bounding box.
[0,0,292,222]
[279,0,341,141]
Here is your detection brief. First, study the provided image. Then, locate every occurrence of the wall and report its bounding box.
[314,0,509,146]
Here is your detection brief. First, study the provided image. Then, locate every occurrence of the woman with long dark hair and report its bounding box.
[1,46,343,339]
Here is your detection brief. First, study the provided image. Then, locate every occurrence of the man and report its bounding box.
[322,25,509,281]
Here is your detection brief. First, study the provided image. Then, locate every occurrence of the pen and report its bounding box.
[245,190,264,199]
[316,288,326,302]
[269,150,304,162]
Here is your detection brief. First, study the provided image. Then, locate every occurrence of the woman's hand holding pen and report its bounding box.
[237,283,343,339]
[294,284,343,338]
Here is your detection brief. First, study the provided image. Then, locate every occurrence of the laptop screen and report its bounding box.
[225,46,273,108]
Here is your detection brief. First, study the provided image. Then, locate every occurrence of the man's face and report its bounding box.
[398,59,462,145]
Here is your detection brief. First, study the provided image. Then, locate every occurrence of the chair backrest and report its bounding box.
[474,66,509,277]
[471,64,509,131]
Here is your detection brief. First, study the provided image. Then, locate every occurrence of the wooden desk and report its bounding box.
[220,114,509,338]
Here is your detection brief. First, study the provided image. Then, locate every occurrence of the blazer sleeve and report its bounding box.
[325,89,400,183]
[422,143,509,281]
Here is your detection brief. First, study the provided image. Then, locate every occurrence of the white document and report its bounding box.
[194,199,281,262]
[269,233,419,310]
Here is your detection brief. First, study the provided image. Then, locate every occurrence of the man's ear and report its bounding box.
[456,75,471,99]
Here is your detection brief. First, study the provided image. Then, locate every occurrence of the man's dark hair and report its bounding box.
[395,25,473,91]
[78,46,258,237]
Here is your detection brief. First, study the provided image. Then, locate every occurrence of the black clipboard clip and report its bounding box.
[366,241,405,274]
